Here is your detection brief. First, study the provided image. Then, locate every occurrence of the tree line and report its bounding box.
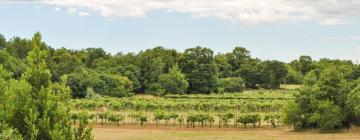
[1,33,359,98]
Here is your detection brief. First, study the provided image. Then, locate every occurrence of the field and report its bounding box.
[93,125,360,140]
[70,90,296,129]
[69,89,360,140]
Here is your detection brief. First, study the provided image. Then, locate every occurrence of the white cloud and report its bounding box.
[67,8,77,14]
[36,0,360,25]
[54,7,61,11]
[78,11,89,17]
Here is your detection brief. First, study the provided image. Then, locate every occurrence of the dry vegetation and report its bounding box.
[93,125,360,140]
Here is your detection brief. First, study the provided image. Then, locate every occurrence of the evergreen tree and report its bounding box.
[0,32,93,140]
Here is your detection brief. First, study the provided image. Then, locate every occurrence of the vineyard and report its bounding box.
[70,89,296,128]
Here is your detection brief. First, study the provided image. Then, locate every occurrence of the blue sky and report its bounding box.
[1,1,360,62]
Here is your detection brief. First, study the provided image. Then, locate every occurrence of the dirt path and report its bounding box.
[93,125,360,140]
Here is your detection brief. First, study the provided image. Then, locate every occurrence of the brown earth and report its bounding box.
[93,125,360,140]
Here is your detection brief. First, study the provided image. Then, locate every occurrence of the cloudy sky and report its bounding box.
[1,0,360,62]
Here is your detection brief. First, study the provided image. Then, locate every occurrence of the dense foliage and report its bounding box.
[0,33,92,139]
[2,33,351,97]
[283,67,360,131]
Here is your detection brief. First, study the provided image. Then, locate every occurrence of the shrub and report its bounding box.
[108,114,125,125]
[146,83,165,96]
[264,113,281,128]
[237,114,261,128]
[159,65,189,94]
[218,112,235,128]
[218,77,245,93]
[310,101,343,131]
[0,127,23,140]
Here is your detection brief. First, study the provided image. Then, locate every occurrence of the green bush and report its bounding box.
[264,113,281,128]
[146,83,165,96]
[237,114,261,128]
[108,114,125,125]
[218,77,245,93]
[159,65,189,94]
[0,127,23,140]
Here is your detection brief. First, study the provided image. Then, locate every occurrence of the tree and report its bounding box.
[0,32,92,139]
[93,74,133,97]
[84,48,109,68]
[350,65,360,80]
[0,50,26,78]
[179,46,219,93]
[228,47,251,72]
[0,34,6,49]
[298,55,313,75]
[5,37,32,59]
[347,83,360,116]
[260,60,288,89]
[237,58,262,88]
[303,70,318,86]
[285,64,303,84]
[159,65,189,94]
[138,47,178,92]
[112,53,141,92]
[310,101,343,131]
[283,67,353,131]
[48,48,83,81]
[214,54,233,78]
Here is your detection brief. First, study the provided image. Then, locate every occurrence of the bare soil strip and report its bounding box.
[93,125,360,140]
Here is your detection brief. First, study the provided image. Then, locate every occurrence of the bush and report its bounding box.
[146,83,165,96]
[108,114,125,125]
[310,101,343,131]
[0,127,23,140]
[282,102,302,128]
[237,114,261,128]
[68,69,134,98]
[264,113,281,128]
[74,112,93,140]
[93,74,133,98]
[218,112,235,128]
[218,77,245,93]
[159,65,189,94]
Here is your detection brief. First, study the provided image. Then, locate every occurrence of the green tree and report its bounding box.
[260,60,288,89]
[310,101,343,131]
[0,34,6,49]
[298,55,313,75]
[228,47,251,72]
[214,54,233,78]
[0,50,26,78]
[6,37,32,59]
[283,67,352,131]
[237,58,262,88]
[159,65,189,94]
[0,32,92,139]
[48,48,83,81]
[84,48,109,68]
[179,46,219,93]
[138,47,178,92]
[347,83,360,116]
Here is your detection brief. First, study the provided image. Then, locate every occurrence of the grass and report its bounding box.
[280,84,301,90]
[93,126,360,140]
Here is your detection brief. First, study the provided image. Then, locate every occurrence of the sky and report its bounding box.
[0,0,360,62]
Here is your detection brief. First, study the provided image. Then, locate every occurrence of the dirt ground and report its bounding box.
[93,125,360,140]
